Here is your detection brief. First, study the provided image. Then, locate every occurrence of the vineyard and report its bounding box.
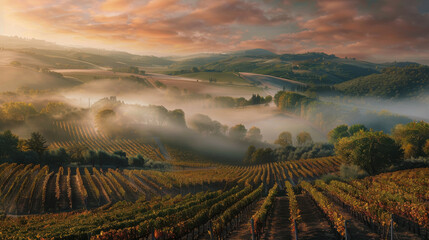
[0,157,341,215]
[299,168,429,240]
[1,162,427,239]
[47,120,167,161]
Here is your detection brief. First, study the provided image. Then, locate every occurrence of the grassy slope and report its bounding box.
[0,49,94,69]
[0,66,81,91]
[335,65,429,98]
[178,72,252,85]
[60,72,120,82]
[202,55,379,85]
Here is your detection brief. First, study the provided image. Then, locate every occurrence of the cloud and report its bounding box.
[3,0,429,62]
[285,0,429,61]
[101,0,132,11]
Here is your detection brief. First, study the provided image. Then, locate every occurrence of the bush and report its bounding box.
[335,130,403,174]
[275,143,334,162]
[339,164,368,180]
[320,173,342,183]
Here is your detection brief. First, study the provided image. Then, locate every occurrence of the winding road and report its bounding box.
[239,72,308,95]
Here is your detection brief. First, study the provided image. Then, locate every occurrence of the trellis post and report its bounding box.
[250,218,256,240]
[294,219,298,240]
[390,214,394,240]
[344,220,349,240]
[209,220,214,240]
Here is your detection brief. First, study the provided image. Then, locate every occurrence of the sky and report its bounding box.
[1,0,429,63]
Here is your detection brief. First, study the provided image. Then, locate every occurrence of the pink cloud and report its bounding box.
[286,0,429,60]
[3,0,429,62]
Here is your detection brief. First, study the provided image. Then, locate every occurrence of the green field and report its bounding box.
[178,72,252,85]
[62,72,119,82]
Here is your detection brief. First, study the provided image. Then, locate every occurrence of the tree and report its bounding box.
[68,144,89,163]
[250,148,274,164]
[41,102,71,116]
[328,124,368,144]
[246,127,263,142]
[95,109,118,137]
[189,114,227,136]
[43,148,69,166]
[274,91,316,113]
[296,131,312,146]
[423,139,429,156]
[0,130,19,158]
[84,150,97,166]
[96,109,116,122]
[274,131,292,147]
[328,125,349,144]
[189,114,214,135]
[264,95,273,104]
[348,124,368,136]
[229,124,247,140]
[168,109,186,128]
[113,150,127,158]
[2,102,37,121]
[243,145,256,164]
[213,96,235,108]
[151,105,169,125]
[130,154,147,167]
[392,121,429,158]
[335,131,403,175]
[236,97,247,107]
[25,132,48,157]
[97,150,110,168]
[95,109,116,128]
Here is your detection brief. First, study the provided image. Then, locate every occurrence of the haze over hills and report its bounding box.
[1,35,428,99]
[2,1,429,239]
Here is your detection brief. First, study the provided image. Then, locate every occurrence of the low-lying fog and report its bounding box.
[1,65,426,145]
[58,75,325,143]
[321,96,429,122]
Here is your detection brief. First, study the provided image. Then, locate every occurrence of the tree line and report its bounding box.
[0,130,168,169]
[212,94,272,108]
[242,131,328,165]
[273,90,411,132]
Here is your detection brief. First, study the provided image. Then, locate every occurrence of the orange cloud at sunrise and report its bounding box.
[2,0,429,63]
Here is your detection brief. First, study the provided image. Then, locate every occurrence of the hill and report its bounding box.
[0,35,65,50]
[0,66,80,91]
[198,53,380,85]
[167,49,277,70]
[231,48,277,57]
[47,120,167,161]
[167,54,231,69]
[175,72,251,85]
[335,65,429,98]
[16,48,173,69]
[0,35,173,69]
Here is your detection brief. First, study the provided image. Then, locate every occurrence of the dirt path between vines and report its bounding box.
[296,193,338,240]
[262,196,292,240]
[227,199,265,240]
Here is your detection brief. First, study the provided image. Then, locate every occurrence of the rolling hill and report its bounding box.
[197,52,380,85]
[2,35,428,99]
[335,65,429,98]
[0,36,173,69]
[0,66,81,91]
